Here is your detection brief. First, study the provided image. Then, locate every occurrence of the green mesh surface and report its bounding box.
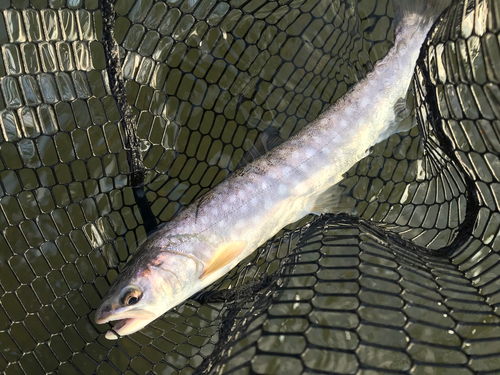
[1,0,500,374]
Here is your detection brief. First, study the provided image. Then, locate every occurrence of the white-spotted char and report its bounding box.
[95,0,452,339]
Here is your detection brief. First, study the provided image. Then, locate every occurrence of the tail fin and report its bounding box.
[393,0,453,30]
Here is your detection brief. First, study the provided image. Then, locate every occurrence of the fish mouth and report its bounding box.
[104,318,144,339]
[100,317,153,340]
[95,310,156,340]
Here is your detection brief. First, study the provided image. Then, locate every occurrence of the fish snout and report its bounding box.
[94,304,112,324]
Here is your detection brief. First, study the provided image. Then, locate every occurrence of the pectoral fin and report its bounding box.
[200,241,247,279]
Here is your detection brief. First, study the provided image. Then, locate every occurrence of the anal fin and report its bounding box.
[309,185,346,214]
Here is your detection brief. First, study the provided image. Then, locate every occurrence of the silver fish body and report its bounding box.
[95,1,451,339]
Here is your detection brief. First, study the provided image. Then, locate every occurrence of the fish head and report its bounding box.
[94,229,246,339]
[94,243,187,339]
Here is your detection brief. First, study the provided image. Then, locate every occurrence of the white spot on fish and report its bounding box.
[305,149,315,159]
[235,220,245,230]
[279,185,287,196]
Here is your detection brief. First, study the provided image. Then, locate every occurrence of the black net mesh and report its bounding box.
[1,0,499,374]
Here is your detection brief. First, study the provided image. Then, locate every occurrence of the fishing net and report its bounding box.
[0,0,499,373]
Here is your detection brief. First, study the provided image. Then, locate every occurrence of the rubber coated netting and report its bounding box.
[0,0,499,373]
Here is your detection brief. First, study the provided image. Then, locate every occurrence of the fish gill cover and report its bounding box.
[0,0,498,374]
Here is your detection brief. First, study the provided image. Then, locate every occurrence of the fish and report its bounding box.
[95,0,453,339]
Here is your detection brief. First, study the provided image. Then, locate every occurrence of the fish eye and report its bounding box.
[121,287,142,306]
[127,296,138,305]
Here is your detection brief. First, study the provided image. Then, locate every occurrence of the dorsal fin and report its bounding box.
[236,127,283,169]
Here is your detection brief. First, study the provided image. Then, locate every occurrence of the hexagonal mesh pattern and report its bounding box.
[0,0,499,374]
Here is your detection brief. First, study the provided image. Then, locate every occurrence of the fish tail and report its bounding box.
[393,0,453,30]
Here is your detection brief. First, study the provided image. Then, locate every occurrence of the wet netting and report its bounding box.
[0,0,499,373]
